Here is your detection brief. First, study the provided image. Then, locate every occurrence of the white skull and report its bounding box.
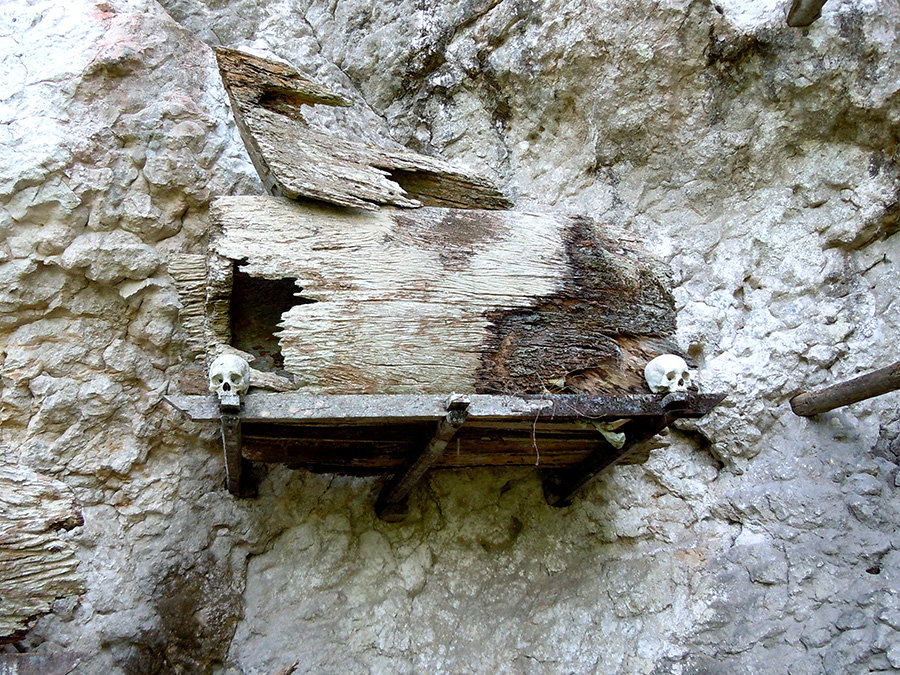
[209,353,250,399]
[644,354,691,394]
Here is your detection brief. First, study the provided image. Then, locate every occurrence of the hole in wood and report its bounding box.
[229,262,316,375]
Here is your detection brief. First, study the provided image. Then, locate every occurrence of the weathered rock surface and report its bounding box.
[1,0,898,673]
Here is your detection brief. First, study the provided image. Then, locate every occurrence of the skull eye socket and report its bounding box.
[666,371,677,380]
[212,374,224,384]
[230,373,243,384]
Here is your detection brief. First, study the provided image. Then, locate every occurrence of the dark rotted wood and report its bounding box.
[478,215,677,395]
[166,393,723,475]
[543,413,677,507]
[210,197,679,395]
[165,392,724,424]
[787,0,828,26]
[241,422,649,471]
[790,359,900,416]
[214,47,510,211]
[376,396,471,521]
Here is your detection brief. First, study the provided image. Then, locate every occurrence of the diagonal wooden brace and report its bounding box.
[376,394,470,521]
[543,393,690,507]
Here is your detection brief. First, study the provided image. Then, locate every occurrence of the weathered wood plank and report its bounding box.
[214,47,510,211]
[0,465,85,644]
[210,196,678,395]
[787,0,828,27]
[790,359,900,416]
[165,392,725,424]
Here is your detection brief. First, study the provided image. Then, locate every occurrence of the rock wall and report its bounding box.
[1,0,899,673]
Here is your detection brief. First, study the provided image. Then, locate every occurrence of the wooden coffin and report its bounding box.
[196,196,680,396]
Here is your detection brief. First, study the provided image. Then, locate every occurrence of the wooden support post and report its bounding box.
[790,359,900,417]
[221,413,243,496]
[219,393,255,497]
[376,394,470,521]
[543,415,674,507]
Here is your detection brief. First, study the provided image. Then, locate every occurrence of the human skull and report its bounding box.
[209,353,250,399]
[644,354,691,394]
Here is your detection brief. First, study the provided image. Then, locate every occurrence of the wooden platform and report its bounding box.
[165,391,724,520]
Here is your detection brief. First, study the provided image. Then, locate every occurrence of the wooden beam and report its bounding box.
[221,413,244,496]
[790,359,900,416]
[164,392,726,424]
[214,47,510,211]
[376,394,471,521]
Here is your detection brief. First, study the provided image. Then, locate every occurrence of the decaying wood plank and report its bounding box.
[210,196,678,395]
[790,359,900,416]
[0,465,85,644]
[164,392,723,483]
[214,46,510,211]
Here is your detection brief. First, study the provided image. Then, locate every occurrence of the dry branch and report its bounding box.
[790,359,900,416]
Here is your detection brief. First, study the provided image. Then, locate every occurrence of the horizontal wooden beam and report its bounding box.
[165,392,725,425]
[790,359,900,416]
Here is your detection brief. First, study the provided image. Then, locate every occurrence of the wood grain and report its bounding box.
[790,359,900,416]
[210,196,678,395]
[0,465,85,643]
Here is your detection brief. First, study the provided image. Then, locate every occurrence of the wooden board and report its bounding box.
[215,47,510,211]
[209,196,679,395]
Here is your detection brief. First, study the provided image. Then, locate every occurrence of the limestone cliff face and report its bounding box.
[2,0,899,673]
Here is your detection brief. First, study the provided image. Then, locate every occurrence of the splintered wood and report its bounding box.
[215,47,510,211]
[0,465,85,643]
[210,196,678,395]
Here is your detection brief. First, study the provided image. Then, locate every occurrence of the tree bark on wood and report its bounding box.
[790,359,900,416]
[207,196,680,395]
[214,46,510,211]
[0,465,85,644]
